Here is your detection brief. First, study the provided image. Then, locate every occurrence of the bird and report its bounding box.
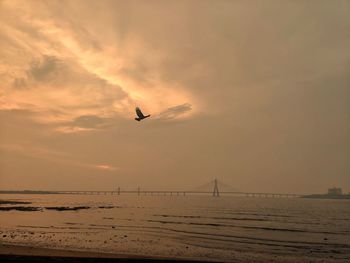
[135,107,150,121]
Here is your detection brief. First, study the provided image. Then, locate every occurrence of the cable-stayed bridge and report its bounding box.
[55,179,301,198]
[193,178,237,194]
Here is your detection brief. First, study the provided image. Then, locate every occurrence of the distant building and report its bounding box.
[327,187,342,195]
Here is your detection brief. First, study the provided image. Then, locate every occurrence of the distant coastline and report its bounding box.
[0,190,59,194]
[302,194,350,200]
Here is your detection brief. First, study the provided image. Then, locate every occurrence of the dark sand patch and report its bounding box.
[99,206,118,209]
[64,222,84,225]
[45,206,90,211]
[0,206,41,212]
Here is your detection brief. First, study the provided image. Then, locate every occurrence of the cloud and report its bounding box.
[1,52,128,132]
[0,0,198,131]
[29,55,61,81]
[55,114,115,133]
[72,115,113,129]
[12,77,27,89]
[156,103,192,120]
[0,142,71,161]
[0,142,117,172]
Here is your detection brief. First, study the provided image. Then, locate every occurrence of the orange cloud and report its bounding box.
[0,143,118,173]
[0,0,199,134]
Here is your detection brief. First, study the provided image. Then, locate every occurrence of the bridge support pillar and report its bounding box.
[213,179,220,197]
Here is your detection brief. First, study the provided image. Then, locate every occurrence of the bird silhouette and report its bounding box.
[135,107,150,121]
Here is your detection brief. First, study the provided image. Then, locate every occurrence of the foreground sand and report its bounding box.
[1,244,347,263]
[1,196,349,262]
[0,244,206,262]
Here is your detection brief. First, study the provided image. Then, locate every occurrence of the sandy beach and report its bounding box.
[1,195,349,263]
[0,244,206,262]
[1,243,346,263]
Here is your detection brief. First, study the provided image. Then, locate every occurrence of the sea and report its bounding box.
[0,194,349,262]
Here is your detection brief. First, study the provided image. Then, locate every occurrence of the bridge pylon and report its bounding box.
[213,178,220,197]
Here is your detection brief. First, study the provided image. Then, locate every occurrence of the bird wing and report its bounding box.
[135,107,145,118]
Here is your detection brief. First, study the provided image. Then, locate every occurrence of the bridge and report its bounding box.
[56,179,302,198]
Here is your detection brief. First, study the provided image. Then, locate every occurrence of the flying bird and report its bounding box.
[135,107,150,121]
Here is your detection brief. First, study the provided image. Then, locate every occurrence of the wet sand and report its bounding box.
[1,196,349,263]
[1,244,345,263]
[0,244,206,262]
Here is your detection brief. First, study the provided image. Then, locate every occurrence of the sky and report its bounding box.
[0,0,349,194]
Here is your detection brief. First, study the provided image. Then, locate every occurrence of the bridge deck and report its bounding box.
[54,190,301,198]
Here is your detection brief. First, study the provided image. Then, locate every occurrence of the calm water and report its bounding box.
[0,194,349,262]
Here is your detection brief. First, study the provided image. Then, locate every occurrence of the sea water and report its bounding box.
[0,194,349,262]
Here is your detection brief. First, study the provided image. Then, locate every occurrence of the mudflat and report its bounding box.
[0,244,205,262]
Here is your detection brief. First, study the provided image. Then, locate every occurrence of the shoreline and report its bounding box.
[0,244,209,262]
[1,196,348,263]
[1,243,343,263]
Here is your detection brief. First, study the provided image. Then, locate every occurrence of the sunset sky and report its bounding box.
[0,0,349,193]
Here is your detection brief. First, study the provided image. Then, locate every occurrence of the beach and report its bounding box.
[1,195,349,262]
[0,244,201,262]
[1,244,345,263]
